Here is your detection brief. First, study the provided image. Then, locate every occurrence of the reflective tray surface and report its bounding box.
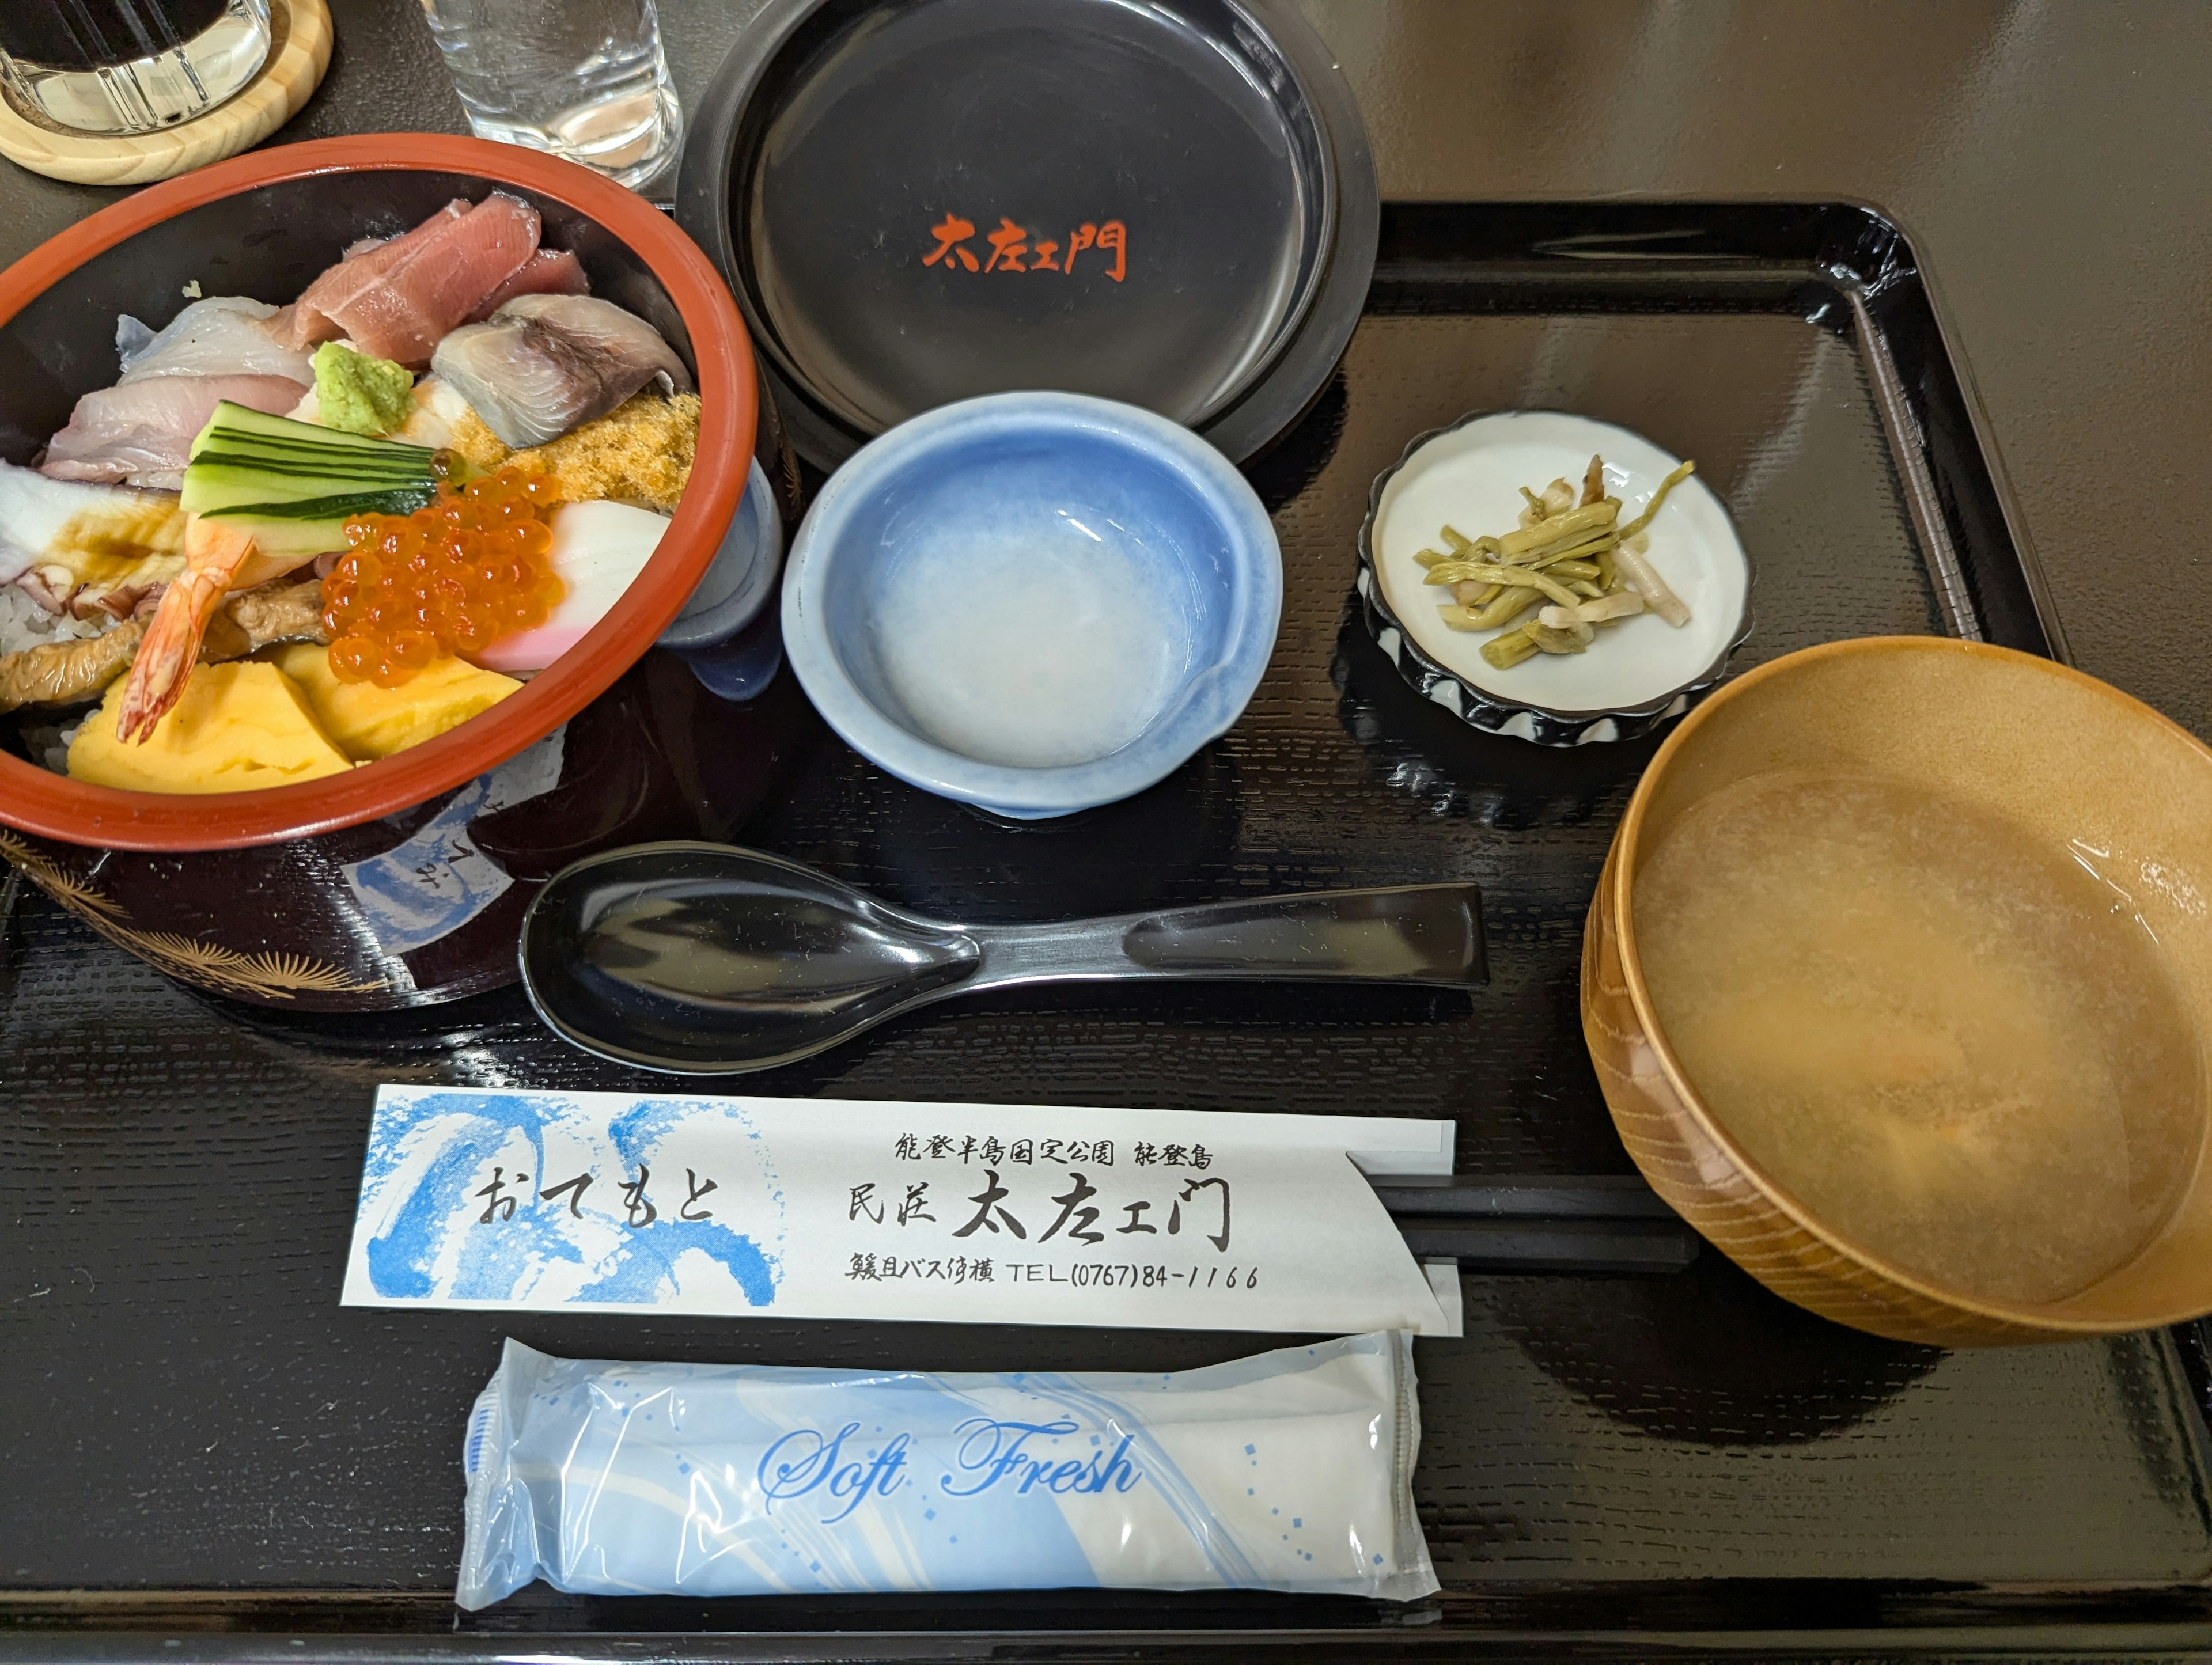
[4,203,2209,1655]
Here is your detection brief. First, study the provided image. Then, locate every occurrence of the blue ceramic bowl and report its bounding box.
[782,392,1282,818]
[658,458,786,701]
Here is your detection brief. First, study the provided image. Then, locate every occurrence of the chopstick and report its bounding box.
[1372,1174,1698,1273]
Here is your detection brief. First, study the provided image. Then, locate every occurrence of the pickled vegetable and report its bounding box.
[1422,452,1694,663]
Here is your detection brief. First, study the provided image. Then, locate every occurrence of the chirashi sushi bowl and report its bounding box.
[0,133,757,854]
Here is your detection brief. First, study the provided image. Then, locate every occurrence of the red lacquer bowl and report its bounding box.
[0,134,756,852]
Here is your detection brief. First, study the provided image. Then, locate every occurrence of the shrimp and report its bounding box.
[114,517,306,742]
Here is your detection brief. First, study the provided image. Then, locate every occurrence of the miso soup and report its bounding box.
[1634,770,2206,1306]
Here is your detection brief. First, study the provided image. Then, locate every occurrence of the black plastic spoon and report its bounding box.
[520,842,1486,1074]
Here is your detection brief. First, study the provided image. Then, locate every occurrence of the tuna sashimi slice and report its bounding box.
[289,199,469,349]
[313,192,543,367]
[464,249,589,323]
[41,374,310,489]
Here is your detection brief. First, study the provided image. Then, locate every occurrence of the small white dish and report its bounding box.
[1358,409,1752,745]
[782,391,1282,818]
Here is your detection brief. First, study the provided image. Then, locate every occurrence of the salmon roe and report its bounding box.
[319,466,565,687]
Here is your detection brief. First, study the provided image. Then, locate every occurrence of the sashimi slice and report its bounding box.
[288,199,469,349]
[464,249,589,323]
[392,377,478,450]
[42,373,310,488]
[309,194,543,367]
[0,462,186,601]
[431,294,690,447]
[471,500,666,673]
[116,296,316,385]
[286,374,474,451]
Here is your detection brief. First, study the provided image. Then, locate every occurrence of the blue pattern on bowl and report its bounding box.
[782,392,1282,818]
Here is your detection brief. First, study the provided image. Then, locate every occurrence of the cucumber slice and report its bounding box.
[192,511,382,562]
[183,401,440,551]
[187,400,435,461]
[185,463,432,516]
[192,487,440,522]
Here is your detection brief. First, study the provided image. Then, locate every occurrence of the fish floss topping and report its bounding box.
[454,1334,1438,1606]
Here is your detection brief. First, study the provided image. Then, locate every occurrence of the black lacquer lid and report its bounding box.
[678,0,1377,466]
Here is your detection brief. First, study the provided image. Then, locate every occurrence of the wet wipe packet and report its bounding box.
[456,1332,1437,1606]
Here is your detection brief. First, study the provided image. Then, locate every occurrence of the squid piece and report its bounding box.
[0,462,186,617]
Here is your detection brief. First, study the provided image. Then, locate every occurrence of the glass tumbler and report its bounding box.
[0,0,272,135]
[418,0,683,195]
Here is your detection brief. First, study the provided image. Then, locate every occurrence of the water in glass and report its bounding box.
[0,0,271,134]
[418,0,681,194]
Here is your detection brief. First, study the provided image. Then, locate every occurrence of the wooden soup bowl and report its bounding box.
[1584,636,2212,1345]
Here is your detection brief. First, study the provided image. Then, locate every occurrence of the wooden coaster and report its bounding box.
[0,0,332,188]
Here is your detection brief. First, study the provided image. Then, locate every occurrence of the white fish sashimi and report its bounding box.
[430,294,691,449]
[116,295,316,385]
[471,500,666,673]
[43,373,309,488]
[0,461,187,607]
[394,376,475,450]
[286,374,471,451]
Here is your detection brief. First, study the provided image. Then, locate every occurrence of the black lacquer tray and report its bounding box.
[6,203,2212,1661]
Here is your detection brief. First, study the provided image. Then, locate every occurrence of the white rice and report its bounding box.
[0,581,111,657]
[15,713,86,775]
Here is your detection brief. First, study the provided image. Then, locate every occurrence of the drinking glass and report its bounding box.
[0,0,272,135]
[418,0,683,195]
